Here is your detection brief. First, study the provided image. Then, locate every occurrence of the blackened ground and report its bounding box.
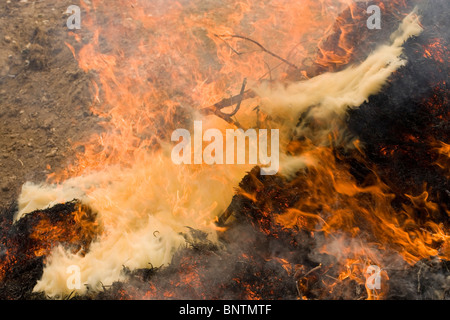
[388,257,450,299]
[346,0,449,222]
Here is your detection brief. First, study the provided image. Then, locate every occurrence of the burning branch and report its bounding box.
[200,78,252,126]
[204,34,301,124]
[214,34,299,70]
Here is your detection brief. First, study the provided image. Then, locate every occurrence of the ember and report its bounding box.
[0,0,448,302]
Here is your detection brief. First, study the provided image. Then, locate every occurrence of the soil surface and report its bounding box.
[0,0,99,209]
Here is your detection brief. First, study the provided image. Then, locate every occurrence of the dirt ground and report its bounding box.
[0,0,99,209]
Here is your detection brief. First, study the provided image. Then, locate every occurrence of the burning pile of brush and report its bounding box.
[0,0,448,300]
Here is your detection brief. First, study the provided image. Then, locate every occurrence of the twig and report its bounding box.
[228,78,247,118]
[203,90,254,115]
[215,34,299,70]
[325,274,339,281]
[303,264,322,278]
[201,78,251,126]
[296,280,303,297]
[202,39,291,125]
[99,281,113,291]
[65,290,76,300]
[264,61,273,81]
[214,34,242,56]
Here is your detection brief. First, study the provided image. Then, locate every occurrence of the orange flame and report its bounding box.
[25,0,447,300]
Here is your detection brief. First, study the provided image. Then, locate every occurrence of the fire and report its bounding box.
[0,202,99,285]
[434,141,450,175]
[4,0,448,300]
[30,203,100,258]
[423,38,446,64]
[274,145,449,264]
[55,0,357,180]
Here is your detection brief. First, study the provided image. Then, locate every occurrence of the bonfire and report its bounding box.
[0,0,448,301]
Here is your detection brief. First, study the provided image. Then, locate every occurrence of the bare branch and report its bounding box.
[215,34,299,70]
[200,78,254,126]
